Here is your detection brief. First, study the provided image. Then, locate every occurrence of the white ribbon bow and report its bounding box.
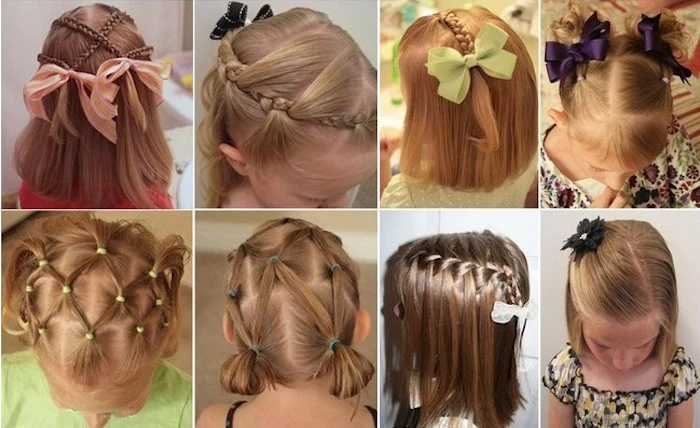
[491,300,537,324]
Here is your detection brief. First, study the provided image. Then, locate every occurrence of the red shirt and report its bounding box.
[18,181,174,209]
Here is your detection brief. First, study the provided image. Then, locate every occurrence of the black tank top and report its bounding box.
[225,401,378,427]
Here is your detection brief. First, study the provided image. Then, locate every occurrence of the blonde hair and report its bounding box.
[14,4,172,208]
[199,8,377,207]
[2,213,190,409]
[397,7,537,191]
[385,231,530,428]
[550,1,690,169]
[221,218,374,404]
[565,220,678,367]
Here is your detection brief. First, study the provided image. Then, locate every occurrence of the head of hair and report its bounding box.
[2,213,190,410]
[550,1,690,169]
[198,8,377,207]
[220,218,374,404]
[385,231,530,428]
[397,7,537,191]
[15,3,173,208]
[565,219,677,366]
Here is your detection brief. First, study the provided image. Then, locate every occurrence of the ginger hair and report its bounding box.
[14,3,173,208]
[220,218,374,404]
[385,231,530,428]
[198,8,377,207]
[565,220,678,367]
[550,1,690,169]
[397,7,537,191]
[2,213,190,410]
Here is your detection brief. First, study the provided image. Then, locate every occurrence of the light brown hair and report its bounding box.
[565,220,678,366]
[397,7,537,191]
[221,218,374,404]
[2,213,190,409]
[198,8,377,207]
[385,231,530,428]
[15,3,173,208]
[550,1,690,169]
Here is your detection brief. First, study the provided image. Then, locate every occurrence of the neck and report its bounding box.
[222,181,264,208]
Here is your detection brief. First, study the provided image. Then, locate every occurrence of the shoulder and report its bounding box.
[380,175,416,208]
[3,349,41,379]
[543,346,581,404]
[154,360,192,396]
[662,347,700,406]
[196,403,234,428]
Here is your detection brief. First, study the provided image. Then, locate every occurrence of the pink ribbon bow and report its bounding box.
[23,64,116,143]
[91,58,171,140]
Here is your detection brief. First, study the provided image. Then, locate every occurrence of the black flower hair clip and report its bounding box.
[210,2,274,40]
[561,217,606,262]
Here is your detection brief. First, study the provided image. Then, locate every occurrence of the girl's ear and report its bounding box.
[547,109,569,130]
[219,144,249,176]
[222,312,235,344]
[352,308,371,345]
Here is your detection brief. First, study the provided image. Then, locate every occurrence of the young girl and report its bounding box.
[545,218,699,426]
[2,213,192,427]
[384,231,535,427]
[196,218,376,428]
[380,6,538,208]
[15,4,174,209]
[541,1,700,208]
[198,3,377,208]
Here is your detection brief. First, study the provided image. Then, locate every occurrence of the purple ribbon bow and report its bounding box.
[545,12,611,87]
[638,14,691,84]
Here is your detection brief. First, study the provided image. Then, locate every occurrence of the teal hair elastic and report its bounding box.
[328,263,341,273]
[248,346,261,356]
[328,338,341,351]
[269,255,280,263]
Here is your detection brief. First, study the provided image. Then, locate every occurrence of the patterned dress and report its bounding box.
[540,115,700,208]
[543,345,700,427]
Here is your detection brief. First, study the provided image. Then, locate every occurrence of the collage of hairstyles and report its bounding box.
[564,219,678,367]
[385,231,530,428]
[198,7,378,207]
[15,3,173,208]
[220,217,374,404]
[1,213,190,406]
[397,6,537,191]
[547,0,690,169]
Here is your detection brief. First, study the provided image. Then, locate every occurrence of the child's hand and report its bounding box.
[380,127,401,163]
[590,186,631,208]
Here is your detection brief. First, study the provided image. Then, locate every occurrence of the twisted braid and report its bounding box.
[57,12,125,70]
[441,12,475,54]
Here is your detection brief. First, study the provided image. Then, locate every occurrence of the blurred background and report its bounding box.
[1,0,194,208]
[379,209,540,428]
[1,211,193,376]
[195,210,378,418]
[193,0,378,208]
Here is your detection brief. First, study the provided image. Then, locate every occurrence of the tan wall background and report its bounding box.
[195,210,377,418]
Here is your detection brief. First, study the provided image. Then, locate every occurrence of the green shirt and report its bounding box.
[2,350,192,428]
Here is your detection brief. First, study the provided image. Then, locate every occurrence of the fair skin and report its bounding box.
[196,309,374,428]
[219,137,376,209]
[543,109,661,208]
[549,314,695,427]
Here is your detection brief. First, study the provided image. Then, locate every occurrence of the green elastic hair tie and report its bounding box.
[328,338,341,351]
[62,285,72,294]
[248,346,261,356]
[25,285,34,293]
[38,260,49,268]
[269,255,280,263]
[116,294,125,303]
[136,326,144,334]
[328,263,341,273]
[148,270,158,279]
[85,332,94,340]
[96,247,107,255]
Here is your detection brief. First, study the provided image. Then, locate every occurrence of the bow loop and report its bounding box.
[210,2,274,40]
[426,23,517,104]
[491,301,538,324]
[545,12,610,86]
[638,14,691,84]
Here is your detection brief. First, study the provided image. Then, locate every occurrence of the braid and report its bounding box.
[56,11,125,70]
[441,12,475,54]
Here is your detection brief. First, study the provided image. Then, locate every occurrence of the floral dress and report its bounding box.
[543,346,700,427]
[540,115,700,208]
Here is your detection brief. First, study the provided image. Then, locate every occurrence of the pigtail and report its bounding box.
[625,10,690,63]
[121,70,148,132]
[550,1,598,45]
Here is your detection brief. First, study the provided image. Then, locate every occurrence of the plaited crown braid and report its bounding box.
[385,231,530,428]
[2,214,190,387]
[220,218,374,402]
[439,11,475,55]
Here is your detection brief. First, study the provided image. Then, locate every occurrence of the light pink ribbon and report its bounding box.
[23,64,116,143]
[91,58,171,138]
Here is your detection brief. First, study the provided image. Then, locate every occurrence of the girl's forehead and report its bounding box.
[583,314,660,344]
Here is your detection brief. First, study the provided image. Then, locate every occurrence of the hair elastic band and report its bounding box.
[155,298,163,307]
[116,294,125,303]
[227,288,238,300]
[38,260,49,268]
[328,339,341,351]
[269,255,280,263]
[248,346,261,356]
[148,270,158,279]
[25,285,34,293]
[96,247,107,255]
[662,76,670,84]
[62,285,72,294]
[328,263,341,273]
[38,327,46,335]
[85,332,95,340]
[164,320,170,327]
[136,326,144,334]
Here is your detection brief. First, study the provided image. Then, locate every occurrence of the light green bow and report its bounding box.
[426,23,517,104]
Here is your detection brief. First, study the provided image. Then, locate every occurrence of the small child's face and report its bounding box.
[582,314,660,372]
[248,141,376,208]
[569,137,649,191]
